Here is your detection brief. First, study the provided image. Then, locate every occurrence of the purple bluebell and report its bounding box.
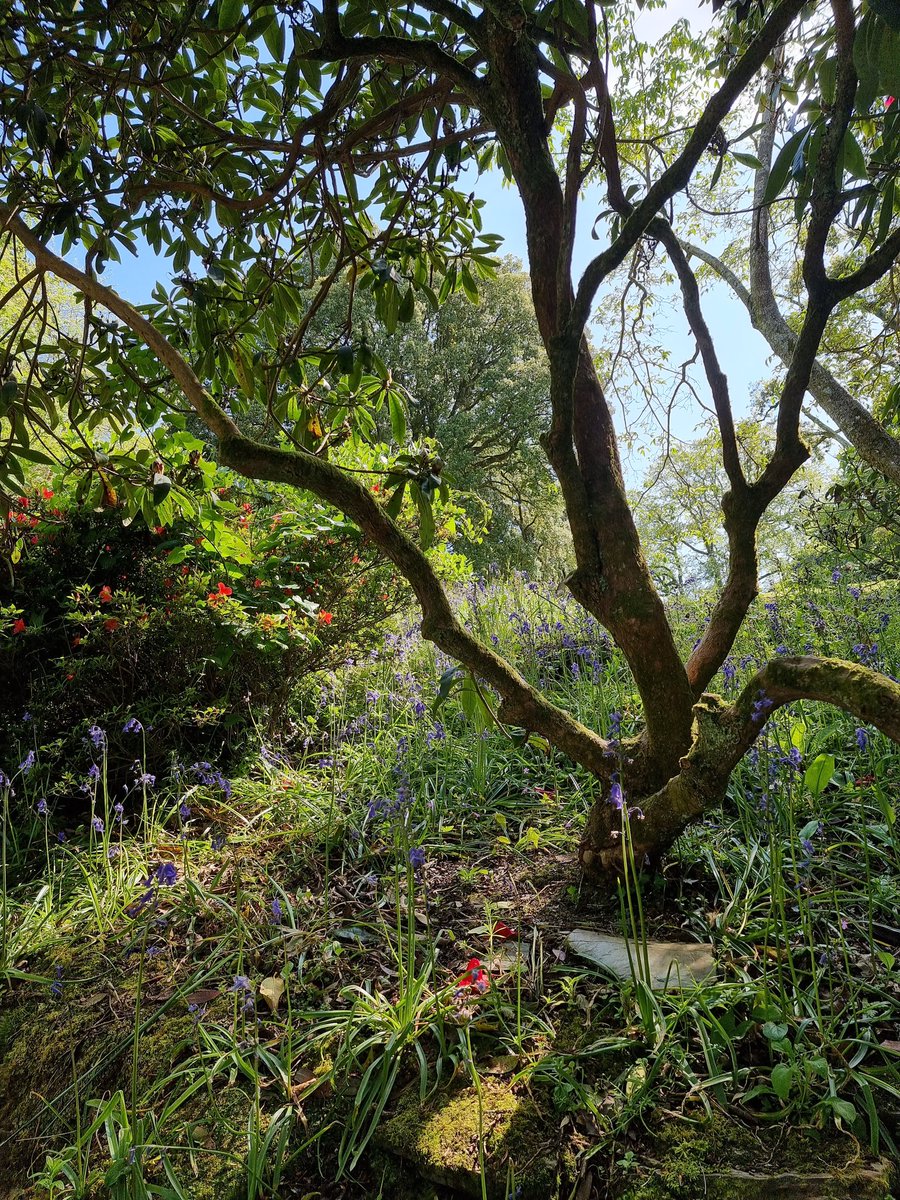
[855,727,869,750]
[18,750,35,773]
[91,815,104,834]
[409,846,426,870]
[37,798,48,816]
[87,725,106,748]
[123,717,143,734]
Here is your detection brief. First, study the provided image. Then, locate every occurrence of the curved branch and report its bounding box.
[0,204,617,779]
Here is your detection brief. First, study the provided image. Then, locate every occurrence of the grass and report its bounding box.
[0,567,898,1197]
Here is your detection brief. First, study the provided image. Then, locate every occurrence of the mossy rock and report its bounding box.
[377,1079,558,1199]
[619,1114,896,1200]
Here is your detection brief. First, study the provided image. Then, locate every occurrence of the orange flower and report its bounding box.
[216,582,233,596]
[42,488,54,499]
[12,618,26,635]
[318,611,333,625]
[99,585,113,603]
[104,618,120,632]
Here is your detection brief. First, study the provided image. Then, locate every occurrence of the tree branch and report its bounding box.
[0,203,618,779]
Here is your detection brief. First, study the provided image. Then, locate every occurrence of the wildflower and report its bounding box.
[12,618,26,635]
[455,958,489,997]
[91,816,104,834]
[855,727,869,750]
[211,833,226,851]
[114,802,124,822]
[87,763,101,781]
[104,618,120,632]
[318,610,333,625]
[271,897,283,923]
[18,750,35,773]
[425,722,445,745]
[179,802,191,821]
[87,725,106,748]
[37,798,48,816]
[50,964,63,998]
[608,781,624,810]
[751,690,774,723]
[99,585,113,603]
[154,862,177,887]
[831,567,841,583]
[848,586,861,600]
[123,717,143,734]
[42,488,54,499]
[408,846,426,871]
[412,699,427,719]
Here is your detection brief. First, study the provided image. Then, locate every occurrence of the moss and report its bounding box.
[377,1079,557,1199]
[617,1114,895,1200]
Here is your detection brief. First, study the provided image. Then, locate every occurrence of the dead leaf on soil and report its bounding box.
[259,976,285,1013]
[184,988,220,1006]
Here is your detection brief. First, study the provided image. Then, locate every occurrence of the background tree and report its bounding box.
[1,0,899,881]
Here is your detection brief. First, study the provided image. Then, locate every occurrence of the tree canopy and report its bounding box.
[1,0,899,878]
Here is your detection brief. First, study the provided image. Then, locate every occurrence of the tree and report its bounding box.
[1,0,899,881]
[311,259,564,571]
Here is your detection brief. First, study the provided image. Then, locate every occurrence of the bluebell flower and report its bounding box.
[848,586,861,600]
[18,750,35,773]
[409,846,426,870]
[37,798,48,816]
[91,816,104,834]
[87,725,106,748]
[751,690,774,723]
[271,897,283,923]
[179,802,191,821]
[831,567,841,583]
[114,802,124,822]
[50,964,63,998]
[609,782,624,811]
[123,717,143,734]
[87,764,100,781]
[155,862,177,887]
[855,727,869,750]
[425,722,445,745]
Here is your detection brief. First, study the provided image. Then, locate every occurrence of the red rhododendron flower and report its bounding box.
[42,488,53,499]
[99,585,113,603]
[154,525,166,536]
[12,618,26,635]
[456,957,489,995]
[318,611,333,625]
[104,618,120,632]
[216,582,232,595]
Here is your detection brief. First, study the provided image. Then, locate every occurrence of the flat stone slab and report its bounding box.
[696,1164,893,1198]
[565,928,715,988]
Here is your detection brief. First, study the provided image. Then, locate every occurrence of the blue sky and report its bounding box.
[102,0,776,462]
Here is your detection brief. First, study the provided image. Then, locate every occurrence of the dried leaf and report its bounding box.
[259,976,285,1013]
[184,988,219,1006]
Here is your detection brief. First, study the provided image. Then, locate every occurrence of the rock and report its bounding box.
[686,1164,894,1198]
[565,928,715,988]
[377,1079,557,1199]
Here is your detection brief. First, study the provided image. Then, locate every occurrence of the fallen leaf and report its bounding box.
[259,976,285,1013]
[184,988,220,1006]
[492,920,518,940]
[880,1040,900,1054]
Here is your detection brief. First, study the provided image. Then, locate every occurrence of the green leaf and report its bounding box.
[731,151,764,170]
[412,482,435,550]
[869,0,900,32]
[218,0,243,29]
[388,393,407,445]
[152,473,173,506]
[762,1022,789,1042]
[384,482,406,520]
[764,127,810,204]
[804,753,835,796]
[829,1098,857,1124]
[771,1064,793,1102]
[841,130,868,181]
[398,287,415,323]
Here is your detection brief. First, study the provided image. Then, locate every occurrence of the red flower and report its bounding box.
[216,582,232,595]
[42,488,54,499]
[99,585,113,603]
[72,636,82,648]
[456,957,489,995]
[253,578,264,588]
[17,496,29,508]
[154,525,166,536]
[318,611,333,625]
[104,618,120,632]
[12,618,26,635]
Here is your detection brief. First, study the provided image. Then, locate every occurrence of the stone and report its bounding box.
[565,928,715,988]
